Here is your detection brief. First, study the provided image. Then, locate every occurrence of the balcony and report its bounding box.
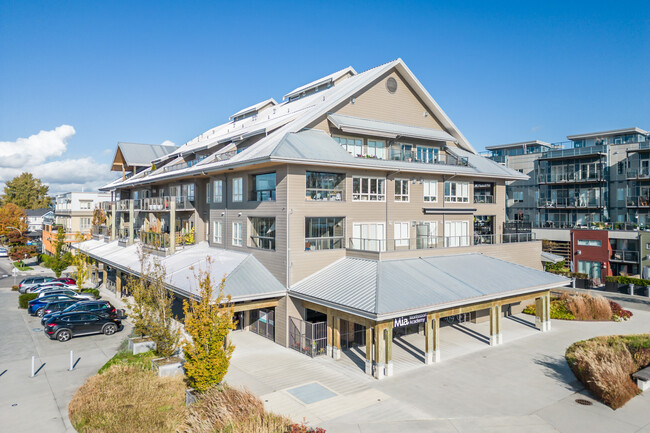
[116,196,195,212]
[610,250,639,263]
[91,225,110,240]
[141,196,173,211]
[138,230,196,255]
[348,233,536,252]
[626,168,650,180]
[473,194,495,204]
[539,145,607,160]
[250,236,275,250]
[626,196,650,208]
[389,149,469,166]
[117,228,129,246]
[537,198,603,209]
[537,171,605,184]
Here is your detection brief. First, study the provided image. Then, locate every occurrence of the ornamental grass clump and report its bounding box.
[561,292,612,321]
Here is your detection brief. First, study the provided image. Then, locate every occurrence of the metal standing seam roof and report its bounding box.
[73,240,286,302]
[117,142,178,167]
[290,254,569,320]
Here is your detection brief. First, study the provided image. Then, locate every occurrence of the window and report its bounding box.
[334,136,363,156]
[513,191,524,203]
[213,220,222,243]
[232,222,243,246]
[183,183,195,202]
[617,188,625,201]
[618,161,624,174]
[423,180,438,202]
[79,200,92,210]
[232,178,243,202]
[80,217,91,230]
[577,239,601,247]
[444,181,469,203]
[578,260,602,279]
[367,140,387,159]
[305,217,344,250]
[351,223,385,252]
[206,182,210,204]
[416,146,438,163]
[444,221,469,247]
[213,180,223,203]
[416,221,438,248]
[249,217,275,250]
[352,177,386,201]
[306,171,344,201]
[251,173,276,201]
[394,179,409,202]
[394,222,410,247]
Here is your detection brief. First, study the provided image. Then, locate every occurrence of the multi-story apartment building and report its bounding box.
[488,127,649,280]
[78,59,567,379]
[54,192,112,233]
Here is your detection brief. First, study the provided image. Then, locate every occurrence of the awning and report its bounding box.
[541,251,565,263]
[328,113,457,143]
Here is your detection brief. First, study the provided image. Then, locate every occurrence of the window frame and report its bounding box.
[213,220,222,244]
[423,180,438,202]
[249,217,276,250]
[444,181,469,203]
[394,179,410,202]
[352,176,386,201]
[304,217,345,251]
[394,221,410,247]
[232,222,243,246]
[213,180,223,203]
[232,178,243,202]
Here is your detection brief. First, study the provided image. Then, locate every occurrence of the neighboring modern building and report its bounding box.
[488,127,650,279]
[76,59,568,379]
[54,191,112,234]
[25,208,54,232]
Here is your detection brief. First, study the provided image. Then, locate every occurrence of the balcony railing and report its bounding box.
[138,230,195,252]
[306,188,343,201]
[626,196,650,207]
[250,236,275,250]
[474,194,494,204]
[389,149,469,166]
[538,198,603,208]
[117,228,129,246]
[91,225,109,239]
[141,196,172,211]
[250,189,276,201]
[540,145,607,159]
[537,172,604,183]
[348,233,535,252]
[610,250,638,263]
[627,168,650,180]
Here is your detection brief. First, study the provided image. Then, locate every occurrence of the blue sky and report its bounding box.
[0,0,648,193]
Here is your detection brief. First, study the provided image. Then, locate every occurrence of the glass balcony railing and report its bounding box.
[610,250,639,263]
[389,149,469,166]
[538,198,603,208]
[347,233,535,252]
[537,171,604,183]
[250,189,276,201]
[626,168,650,179]
[473,194,495,204]
[540,145,607,159]
[626,196,650,207]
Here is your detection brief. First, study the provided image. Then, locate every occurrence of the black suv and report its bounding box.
[41,300,120,326]
[44,312,122,342]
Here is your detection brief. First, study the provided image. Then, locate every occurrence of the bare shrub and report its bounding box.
[68,364,187,433]
[566,337,640,409]
[179,385,292,433]
[564,293,612,321]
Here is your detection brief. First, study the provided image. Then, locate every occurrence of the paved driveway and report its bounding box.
[226,309,650,433]
[0,260,131,433]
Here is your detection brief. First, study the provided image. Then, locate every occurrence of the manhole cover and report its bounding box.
[575,398,593,406]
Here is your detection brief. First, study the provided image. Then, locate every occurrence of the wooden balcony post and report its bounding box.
[128,199,134,246]
[170,199,176,254]
[111,203,116,241]
[365,325,372,375]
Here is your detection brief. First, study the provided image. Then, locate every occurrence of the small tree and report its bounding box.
[183,259,235,393]
[50,227,73,277]
[72,251,92,289]
[91,208,106,227]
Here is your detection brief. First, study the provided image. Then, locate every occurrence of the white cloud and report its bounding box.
[0,125,116,195]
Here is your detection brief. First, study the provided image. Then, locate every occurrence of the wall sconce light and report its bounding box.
[238,212,242,217]
[221,212,225,216]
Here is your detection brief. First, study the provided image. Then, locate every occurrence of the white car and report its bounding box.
[0,248,8,257]
[36,289,94,300]
[28,282,79,293]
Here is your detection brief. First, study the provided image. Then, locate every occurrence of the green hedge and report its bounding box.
[605,275,650,287]
[547,269,589,279]
[19,293,38,309]
[81,288,100,299]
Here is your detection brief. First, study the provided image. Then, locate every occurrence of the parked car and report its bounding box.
[53,277,76,285]
[37,289,94,300]
[27,282,79,293]
[43,312,123,342]
[39,299,81,318]
[0,248,8,257]
[41,300,120,325]
[28,294,80,316]
[18,277,55,293]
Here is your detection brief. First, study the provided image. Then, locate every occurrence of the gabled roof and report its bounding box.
[327,113,458,142]
[115,142,178,168]
[26,208,53,217]
[283,66,356,100]
[290,254,569,320]
[229,98,278,120]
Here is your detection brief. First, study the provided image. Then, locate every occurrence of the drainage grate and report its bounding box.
[575,398,593,406]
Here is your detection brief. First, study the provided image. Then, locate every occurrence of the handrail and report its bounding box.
[347,233,536,252]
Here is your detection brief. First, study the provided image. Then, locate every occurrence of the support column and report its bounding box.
[128,199,134,245]
[432,314,440,362]
[535,296,544,331]
[489,305,498,346]
[365,325,372,375]
[116,270,122,297]
[243,310,250,331]
[102,266,108,289]
[111,203,116,241]
[544,293,552,332]
[326,313,333,357]
[496,304,503,345]
[374,323,385,380]
[332,316,341,360]
[385,325,393,377]
[170,200,176,254]
[425,314,434,364]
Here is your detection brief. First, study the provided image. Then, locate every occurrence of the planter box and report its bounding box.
[128,336,156,355]
[152,356,184,377]
[185,388,198,406]
[574,278,589,289]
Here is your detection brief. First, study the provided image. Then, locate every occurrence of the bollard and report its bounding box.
[31,356,35,377]
[69,350,74,371]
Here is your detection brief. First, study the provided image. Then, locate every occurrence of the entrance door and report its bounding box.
[250,308,275,340]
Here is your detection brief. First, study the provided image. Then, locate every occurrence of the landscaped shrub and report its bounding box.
[562,292,612,321]
[18,293,38,308]
[81,288,100,299]
[610,301,633,321]
[69,364,187,433]
[522,297,575,320]
[98,349,156,374]
[11,285,19,291]
[566,334,650,409]
[179,385,296,433]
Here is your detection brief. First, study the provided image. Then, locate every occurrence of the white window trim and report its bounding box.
[232,178,243,202]
[213,220,222,244]
[423,180,438,202]
[394,179,410,202]
[352,176,386,202]
[232,222,243,246]
[394,221,410,247]
[213,180,223,203]
[444,181,469,203]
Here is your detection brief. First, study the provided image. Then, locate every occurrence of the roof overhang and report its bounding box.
[567,127,648,141]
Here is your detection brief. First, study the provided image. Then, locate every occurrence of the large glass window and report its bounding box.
[305,217,344,250]
[444,181,469,203]
[333,136,363,156]
[213,220,222,243]
[577,239,601,247]
[416,146,438,163]
[423,180,438,202]
[232,178,243,202]
[352,177,386,201]
[306,171,345,201]
[249,217,275,250]
[251,173,276,201]
[444,221,469,247]
[394,179,409,202]
[367,140,387,159]
[232,222,243,246]
[578,260,601,279]
[394,222,410,247]
[213,180,223,203]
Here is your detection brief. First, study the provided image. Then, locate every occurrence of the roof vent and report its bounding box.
[386,77,398,94]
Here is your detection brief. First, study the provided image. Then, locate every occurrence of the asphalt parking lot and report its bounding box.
[0,260,132,433]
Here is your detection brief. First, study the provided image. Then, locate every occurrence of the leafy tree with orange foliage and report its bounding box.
[182,258,235,393]
[0,203,27,238]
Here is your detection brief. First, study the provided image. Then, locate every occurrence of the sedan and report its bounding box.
[28,282,79,293]
[28,294,81,316]
[44,312,122,342]
[37,289,94,300]
[18,277,55,293]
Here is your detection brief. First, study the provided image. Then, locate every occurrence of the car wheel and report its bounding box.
[56,330,71,342]
[36,308,45,318]
[103,323,117,335]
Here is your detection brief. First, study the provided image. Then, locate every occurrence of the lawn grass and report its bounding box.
[13,261,33,271]
[98,348,157,374]
[566,334,650,409]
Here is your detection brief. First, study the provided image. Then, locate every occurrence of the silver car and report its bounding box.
[37,289,94,300]
[18,277,55,293]
[27,282,77,293]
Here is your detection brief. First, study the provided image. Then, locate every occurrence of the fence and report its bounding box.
[289,317,327,358]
